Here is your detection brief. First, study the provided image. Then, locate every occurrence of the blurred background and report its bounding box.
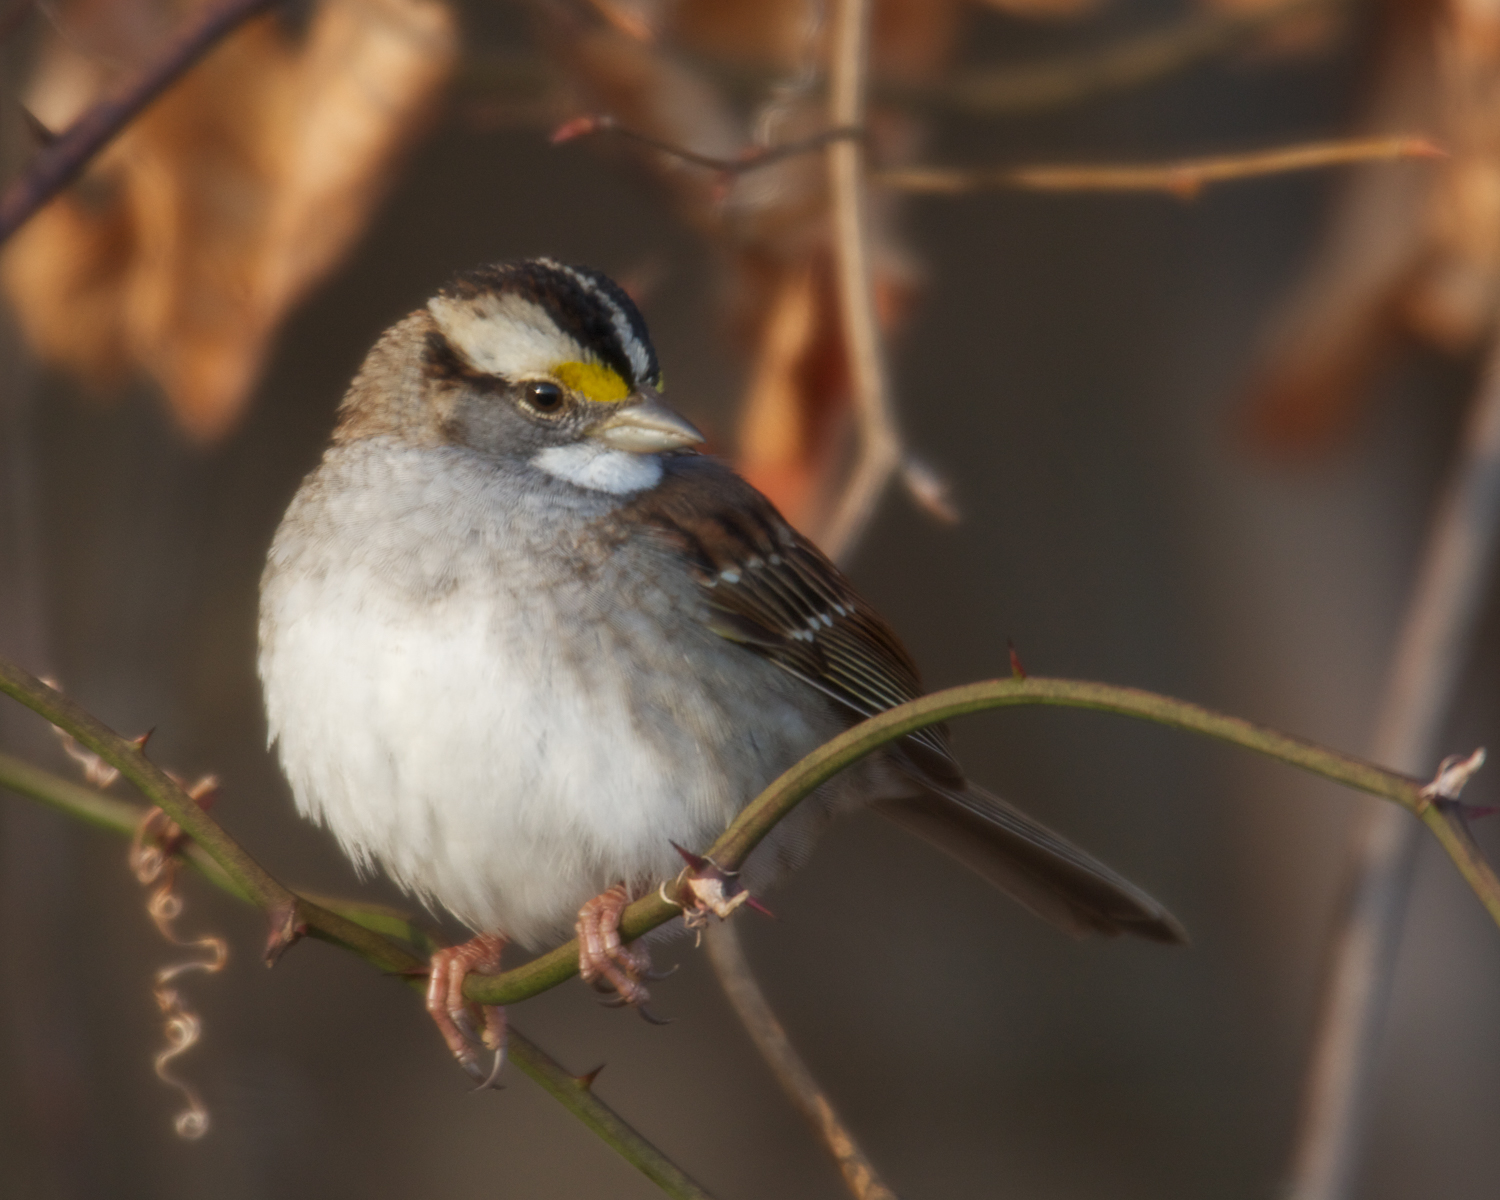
[2,0,1499,1197]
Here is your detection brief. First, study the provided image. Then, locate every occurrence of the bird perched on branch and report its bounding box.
[258,258,1185,1084]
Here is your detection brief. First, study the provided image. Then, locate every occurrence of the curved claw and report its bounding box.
[599,993,633,1009]
[636,1004,674,1026]
[470,1048,506,1092]
[450,1005,480,1048]
[455,1046,491,1083]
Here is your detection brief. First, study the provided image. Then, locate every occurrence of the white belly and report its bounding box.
[259,443,852,948]
[261,564,763,947]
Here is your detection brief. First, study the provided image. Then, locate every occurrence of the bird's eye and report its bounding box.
[522,381,565,414]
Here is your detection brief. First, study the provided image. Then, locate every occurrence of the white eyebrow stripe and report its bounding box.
[541,258,653,383]
[428,292,587,377]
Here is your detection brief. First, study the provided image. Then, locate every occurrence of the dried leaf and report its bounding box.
[735,264,841,522]
[551,3,930,526]
[1240,4,1441,452]
[970,0,1101,22]
[671,0,968,80]
[1193,0,1346,58]
[1403,10,1500,349]
[2,0,457,440]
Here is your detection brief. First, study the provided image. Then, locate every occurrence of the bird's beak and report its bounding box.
[589,389,705,454]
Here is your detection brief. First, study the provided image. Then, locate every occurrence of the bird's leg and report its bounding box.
[426,932,508,1085]
[576,883,654,1006]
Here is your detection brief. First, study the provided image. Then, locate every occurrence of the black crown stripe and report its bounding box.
[440,260,660,390]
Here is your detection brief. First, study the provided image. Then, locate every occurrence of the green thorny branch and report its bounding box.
[2,657,1498,1197]
[0,660,713,1199]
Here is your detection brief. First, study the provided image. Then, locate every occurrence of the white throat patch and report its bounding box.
[532,443,663,494]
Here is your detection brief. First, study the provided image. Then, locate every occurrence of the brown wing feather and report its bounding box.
[618,455,1187,945]
[619,455,956,767]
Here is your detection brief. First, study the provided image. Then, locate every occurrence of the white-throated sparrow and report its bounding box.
[259,258,1184,1082]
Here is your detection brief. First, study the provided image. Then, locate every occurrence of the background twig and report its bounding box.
[506,1034,717,1200]
[705,922,898,1200]
[553,113,862,176]
[0,0,279,245]
[876,137,1442,200]
[1284,328,1500,1200]
[459,0,1342,122]
[707,2,904,1191]
[821,0,899,561]
[904,0,1340,115]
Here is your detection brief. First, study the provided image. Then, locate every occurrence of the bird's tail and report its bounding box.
[876,782,1187,945]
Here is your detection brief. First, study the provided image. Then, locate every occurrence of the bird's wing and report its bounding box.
[620,455,958,776]
[621,456,1186,945]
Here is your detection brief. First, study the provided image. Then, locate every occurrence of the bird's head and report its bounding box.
[337,258,703,494]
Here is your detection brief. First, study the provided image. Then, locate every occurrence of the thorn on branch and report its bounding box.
[1008,640,1028,681]
[264,900,308,966]
[901,455,960,525]
[1417,748,1487,814]
[575,1063,605,1090]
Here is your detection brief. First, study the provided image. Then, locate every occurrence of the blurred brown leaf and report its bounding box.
[1241,0,1465,453]
[1194,0,1346,57]
[735,263,841,518]
[1403,6,1500,349]
[1,0,457,441]
[673,0,968,80]
[971,0,1102,22]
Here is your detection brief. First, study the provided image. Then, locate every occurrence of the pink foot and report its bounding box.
[426,933,508,1086]
[576,883,654,1006]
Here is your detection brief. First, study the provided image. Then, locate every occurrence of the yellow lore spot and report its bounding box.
[553,360,631,404]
